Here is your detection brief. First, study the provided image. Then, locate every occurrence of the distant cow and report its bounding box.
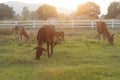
[34,24,56,60]
[13,25,29,41]
[55,31,64,41]
[96,21,114,46]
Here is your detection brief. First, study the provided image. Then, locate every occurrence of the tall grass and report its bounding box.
[0,28,120,80]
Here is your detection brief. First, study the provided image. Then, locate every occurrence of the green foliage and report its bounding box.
[105,1,120,19]
[0,28,120,80]
[0,3,15,20]
[36,4,58,20]
[75,2,100,19]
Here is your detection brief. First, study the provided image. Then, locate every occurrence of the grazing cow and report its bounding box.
[96,21,114,46]
[34,24,56,60]
[55,31,64,41]
[14,25,29,41]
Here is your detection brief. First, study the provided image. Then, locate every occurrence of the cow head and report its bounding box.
[33,46,46,60]
[108,33,114,46]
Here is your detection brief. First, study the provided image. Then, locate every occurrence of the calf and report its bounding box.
[14,25,29,41]
[55,31,64,41]
[34,24,56,60]
[96,21,114,46]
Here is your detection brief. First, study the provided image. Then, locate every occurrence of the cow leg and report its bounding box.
[18,34,22,41]
[50,43,54,56]
[101,33,105,46]
[102,35,106,46]
[18,34,20,41]
[62,35,64,41]
[47,44,50,58]
[21,34,22,41]
[98,34,100,45]
[16,34,19,41]
[15,33,17,40]
[18,32,21,41]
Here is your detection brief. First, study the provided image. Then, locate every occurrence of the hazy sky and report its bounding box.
[0,0,120,15]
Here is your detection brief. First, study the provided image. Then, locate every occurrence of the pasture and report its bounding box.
[0,27,120,80]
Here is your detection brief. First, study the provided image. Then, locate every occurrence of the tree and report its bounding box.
[0,3,15,20]
[22,6,30,20]
[13,13,22,20]
[105,1,120,19]
[36,4,58,20]
[29,11,38,20]
[75,2,100,19]
[57,13,69,20]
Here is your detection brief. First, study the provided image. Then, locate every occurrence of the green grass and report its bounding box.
[0,28,120,80]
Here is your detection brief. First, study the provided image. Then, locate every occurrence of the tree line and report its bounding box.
[0,1,120,20]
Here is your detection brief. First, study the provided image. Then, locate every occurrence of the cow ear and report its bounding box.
[42,48,46,53]
[33,47,37,50]
[111,33,115,37]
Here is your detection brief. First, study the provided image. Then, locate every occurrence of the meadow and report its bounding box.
[0,27,120,80]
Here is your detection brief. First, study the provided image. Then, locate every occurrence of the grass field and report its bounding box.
[0,27,120,80]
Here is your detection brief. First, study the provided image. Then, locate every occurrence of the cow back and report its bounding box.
[37,25,55,44]
[96,21,108,34]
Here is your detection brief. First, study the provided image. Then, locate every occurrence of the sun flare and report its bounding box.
[0,0,120,14]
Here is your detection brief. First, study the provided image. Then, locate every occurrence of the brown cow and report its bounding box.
[14,25,29,41]
[55,31,64,41]
[96,21,114,46]
[34,24,56,60]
